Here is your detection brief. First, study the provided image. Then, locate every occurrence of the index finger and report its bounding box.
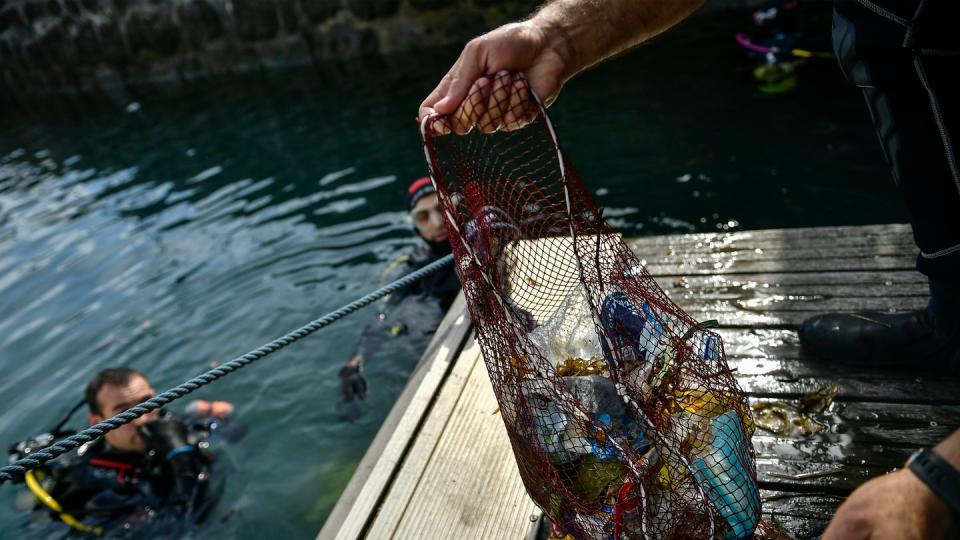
[418,41,485,122]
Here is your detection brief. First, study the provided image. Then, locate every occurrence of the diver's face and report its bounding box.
[89,375,158,453]
[411,194,447,243]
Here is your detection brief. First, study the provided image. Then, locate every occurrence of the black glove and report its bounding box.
[139,411,191,456]
[138,412,201,505]
[339,363,368,402]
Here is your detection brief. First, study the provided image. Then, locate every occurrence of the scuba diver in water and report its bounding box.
[337,177,460,414]
[9,367,244,537]
[735,0,834,94]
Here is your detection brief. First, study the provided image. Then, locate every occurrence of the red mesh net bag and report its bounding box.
[420,72,762,539]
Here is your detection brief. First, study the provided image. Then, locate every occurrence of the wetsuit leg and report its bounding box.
[833,0,960,281]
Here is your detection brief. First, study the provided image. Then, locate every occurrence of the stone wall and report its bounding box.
[0,0,773,96]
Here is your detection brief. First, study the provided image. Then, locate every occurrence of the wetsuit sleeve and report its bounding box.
[185,413,247,444]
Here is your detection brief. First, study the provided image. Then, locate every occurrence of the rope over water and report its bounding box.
[0,253,454,485]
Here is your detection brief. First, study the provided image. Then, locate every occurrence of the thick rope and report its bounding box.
[0,253,454,485]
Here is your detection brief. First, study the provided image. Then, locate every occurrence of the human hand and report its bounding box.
[185,399,234,419]
[339,361,368,402]
[418,21,572,135]
[822,468,957,540]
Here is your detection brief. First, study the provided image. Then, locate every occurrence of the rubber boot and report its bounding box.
[798,277,960,372]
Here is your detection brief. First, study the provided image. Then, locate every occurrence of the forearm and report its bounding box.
[933,429,960,469]
[531,0,706,79]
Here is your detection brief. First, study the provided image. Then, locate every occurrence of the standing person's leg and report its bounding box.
[800,0,960,370]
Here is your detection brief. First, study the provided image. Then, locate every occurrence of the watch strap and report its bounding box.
[908,448,960,515]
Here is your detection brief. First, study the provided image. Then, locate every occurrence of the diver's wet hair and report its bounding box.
[85,367,146,415]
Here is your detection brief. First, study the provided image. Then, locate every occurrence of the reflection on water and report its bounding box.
[0,8,901,539]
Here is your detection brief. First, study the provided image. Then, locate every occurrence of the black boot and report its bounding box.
[798,277,960,372]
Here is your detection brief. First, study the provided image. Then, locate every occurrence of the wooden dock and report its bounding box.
[319,223,960,540]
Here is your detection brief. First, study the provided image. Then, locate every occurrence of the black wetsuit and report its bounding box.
[353,242,460,368]
[24,414,238,538]
[385,242,460,312]
[833,0,960,280]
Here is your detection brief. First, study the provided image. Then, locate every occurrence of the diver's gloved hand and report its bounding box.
[139,412,202,505]
[138,411,190,457]
[339,360,367,402]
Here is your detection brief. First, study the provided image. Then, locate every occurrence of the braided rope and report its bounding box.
[0,253,454,485]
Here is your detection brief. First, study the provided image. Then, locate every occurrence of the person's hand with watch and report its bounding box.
[823,429,960,539]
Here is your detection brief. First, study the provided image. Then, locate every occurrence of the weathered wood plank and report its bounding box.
[364,338,485,538]
[712,328,960,403]
[645,254,916,276]
[737,371,960,404]
[658,271,928,299]
[318,294,473,540]
[760,490,839,540]
[639,244,918,267]
[391,339,538,539]
[628,224,917,277]
[679,301,927,327]
[628,223,912,251]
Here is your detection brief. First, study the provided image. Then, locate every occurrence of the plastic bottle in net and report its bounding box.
[420,71,764,540]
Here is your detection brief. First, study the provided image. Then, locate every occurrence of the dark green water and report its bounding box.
[0,8,902,539]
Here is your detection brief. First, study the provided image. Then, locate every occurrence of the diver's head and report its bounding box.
[407,177,448,248]
[86,367,158,453]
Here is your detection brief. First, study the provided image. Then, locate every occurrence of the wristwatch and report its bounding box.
[906,448,960,516]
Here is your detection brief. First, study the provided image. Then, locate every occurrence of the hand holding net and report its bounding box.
[420,71,764,539]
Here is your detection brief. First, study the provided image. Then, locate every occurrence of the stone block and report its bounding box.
[408,0,455,11]
[63,0,81,15]
[179,0,223,49]
[97,19,126,63]
[25,21,68,64]
[0,8,27,32]
[276,0,297,32]
[126,8,181,56]
[47,0,63,16]
[0,39,13,64]
[317,23,378,59]
[347,0,399,22]
[232,0,278,41]
[76,18,101,60]
[24,0,48,20]
[300,0,339,25]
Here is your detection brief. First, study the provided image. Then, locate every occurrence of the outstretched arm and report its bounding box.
[823,429,960,539]
[418,0,705,133]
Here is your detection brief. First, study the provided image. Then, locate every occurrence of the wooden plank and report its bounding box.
[641,244,918,267]
[391,339,539,539]
[831,401,960,427]
[644,254,916,276]
[658,271,928,299]
[627,224,917,276]
[761,489,844,518]
[737,371,960,404]
[364,339,485,538]
[760,490,840,540]
[628,223,912,251]
[318,294,472,540]
[710,328,960,403]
